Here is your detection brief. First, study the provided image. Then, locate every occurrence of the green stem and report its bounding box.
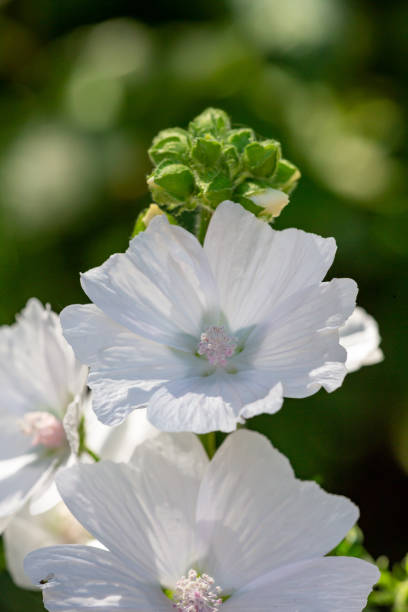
[196,206,212,245]
[199,432,216,459]
[84,447,100,462]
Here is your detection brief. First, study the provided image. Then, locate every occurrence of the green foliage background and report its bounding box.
[0,0,407,609]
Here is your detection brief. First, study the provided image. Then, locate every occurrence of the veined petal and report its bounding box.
[80,216,219,349]
[224,557,380,611]
[0,299,86,418]
[61,304,206,426]
[196,430,359,592]
[24,545,170,611]
[204,201,337,331]
[243,278,357,397]
[55,442,205,588]
[147,372,283,433]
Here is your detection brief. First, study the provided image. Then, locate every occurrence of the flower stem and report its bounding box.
[196,206,212,245]
[84,447,101,462]
[199,432,216,459]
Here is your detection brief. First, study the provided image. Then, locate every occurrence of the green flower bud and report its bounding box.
[227,128,255,153]
[203,172,233,206]
[222,144,241,180]
[148,128,190,165]
[189,107,230,138]
[270,158,301,192]
[235,179,289,219]
[243,140,281,177]
[191,136,222,168]
[146,107,300,216]
[148,162,195,205]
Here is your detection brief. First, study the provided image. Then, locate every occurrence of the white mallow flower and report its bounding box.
[339,307,383,373]
[25,430,379,611]
[4,409,157,590]
[61,201,358,433]
[0,299,156,533]
[0,298,91,531]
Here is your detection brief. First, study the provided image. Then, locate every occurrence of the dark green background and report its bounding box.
[0,0,407,609]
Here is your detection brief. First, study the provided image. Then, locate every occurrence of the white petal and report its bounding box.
[340,306,384,373]
[0,299,87,418]
[224,557,379,611]
[55,444,205,588]
[5,510,62,590]
[97,410,158,462]
[24,545,170,610]
[29,478,61,515]
[196,430,359,592]
[61,303,205,426]
[80,215,219,349]
[147,372,283,433]
[0,415,33,460]
[204,201,337,331]
[0,454,57,528]
[243,278,357,397]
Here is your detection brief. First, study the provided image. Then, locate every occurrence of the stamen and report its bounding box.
[20,411,66,449]
[173,569,222,612]
[197,326,237,367]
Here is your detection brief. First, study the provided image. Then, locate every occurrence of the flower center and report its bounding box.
[20,411,66,449]
[172,569,222,612]
[197,326,237,367]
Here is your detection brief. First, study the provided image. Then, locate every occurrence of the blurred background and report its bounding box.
[0,0,407,609]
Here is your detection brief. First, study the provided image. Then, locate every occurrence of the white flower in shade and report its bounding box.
[0,299,88,528]
[61,201,358,433]
[25,430,379,611]
[4,409,157,590]
[0,299,94,530]
[339,306,383,373]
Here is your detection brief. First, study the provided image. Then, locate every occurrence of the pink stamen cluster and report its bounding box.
[197,326,237,367]
[173,569,222,612]
[20,411,66,449]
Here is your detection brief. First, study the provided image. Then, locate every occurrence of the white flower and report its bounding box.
[0,299,90,529]
[339,307,383,373]
[25,430,379,611]
[4,409,157,590]
[61,201,358,433]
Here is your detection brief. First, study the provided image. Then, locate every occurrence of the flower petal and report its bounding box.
[147,373,283,433]
[224,557,379,611]
[0,416,33,460]
[243,278,357,397]
[61,304,205,426]
[0,453,57,529]
[340,306,384,373]
[196,430,359,592]
[55,435,207,588]
[24,545,170,610]
[0,299,86,418]
[204,201,337,331]
[79,216,219,349]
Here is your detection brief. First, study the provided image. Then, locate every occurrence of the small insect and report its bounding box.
[39,573,54,585]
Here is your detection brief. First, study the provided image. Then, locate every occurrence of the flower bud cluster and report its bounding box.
[147,108,300,220]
